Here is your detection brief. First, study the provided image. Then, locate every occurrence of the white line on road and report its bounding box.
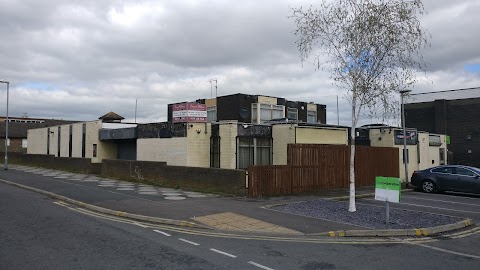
[364,198,480,214]
[53,201,68,207]
[209,248,237,258]
[403,195,480,207]
[406,241,480,259]
[178,238,199,246]
[133,222,149,228]
[153,229,171,236]
[248,261,275,270]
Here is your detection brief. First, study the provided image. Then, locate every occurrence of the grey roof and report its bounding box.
[0,119,80,138]
[99,111,125,121]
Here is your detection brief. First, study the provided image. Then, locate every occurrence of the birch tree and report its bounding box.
[291,0,430,212]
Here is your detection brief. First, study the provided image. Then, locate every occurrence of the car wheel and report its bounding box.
[422,180,436,193]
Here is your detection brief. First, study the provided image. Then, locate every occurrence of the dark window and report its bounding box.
[455,168,477,177]
[93,144,97,158]
[82,124,86,158]
[237,137,272,169]
[47,128,50,155]
[431,167,454,174]
[439,148,445,165]
[69,125,73,158]
[210,137,220,168]
[57,127,61,157]
[237,138,254,169]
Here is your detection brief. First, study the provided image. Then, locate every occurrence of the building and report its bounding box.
[357,125,448,182]
[168,93,327,124]
[27,92,348,170]
[404,88,480,167]
[1,116,78,153]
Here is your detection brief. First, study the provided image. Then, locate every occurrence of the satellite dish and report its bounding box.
[239,108,249,119]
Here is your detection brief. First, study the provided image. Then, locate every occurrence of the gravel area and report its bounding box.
[269,199,462,230]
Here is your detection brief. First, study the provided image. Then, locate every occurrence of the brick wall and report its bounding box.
[0,138,26,153]
[102,159,246,196]
[3,152,100,174]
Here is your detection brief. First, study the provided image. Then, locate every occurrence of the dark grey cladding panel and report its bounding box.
[237,124,272,137]
[137,122,187,138]
[99,127,137,140]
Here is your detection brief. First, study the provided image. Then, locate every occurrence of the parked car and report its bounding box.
[411,165,480,194]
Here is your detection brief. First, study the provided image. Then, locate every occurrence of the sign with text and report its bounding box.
[172,102,207,123]
[375,176,401,203]
[394,130,417,145]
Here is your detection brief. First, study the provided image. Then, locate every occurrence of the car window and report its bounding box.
[455,168,477,177]
[431,167,454,174]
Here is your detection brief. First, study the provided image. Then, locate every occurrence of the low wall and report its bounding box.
[3,152,100,174]
[102,159,246,196]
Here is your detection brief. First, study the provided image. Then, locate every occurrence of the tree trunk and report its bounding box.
[349,140,356,212]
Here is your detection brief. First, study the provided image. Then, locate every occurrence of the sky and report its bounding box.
[0,0,479,125]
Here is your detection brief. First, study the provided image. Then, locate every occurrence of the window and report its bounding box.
[307,110,317,123]
[69,125,73,158]
[207,106,217,122]
[455,168,477,177]
[238,138,254,169]
[82,124,86,158]
[22,139,27,148]
[256,138,272,165]
[93,144,97,158]
[253,103,283,123]
[210,137,220,168]
[287,108,298,120]
[431,167,454,174]
[251,105,257,122]
[237,137,272,169]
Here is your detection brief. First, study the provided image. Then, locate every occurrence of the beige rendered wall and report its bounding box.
[417,132,430,170]
[186,122,211,167]
[60,125,70,157]
[295,127,348,145]
[257,96,277,105]
[428,134,448,168]
[27,128,48,154]
[369,129,394,147]
[137,137,188,166]
[86,121,117,163]
[71,123,83,158]
[50,126,59,157]
[218,122,238,169]
[370,128,418,182]
[272,125,296,165]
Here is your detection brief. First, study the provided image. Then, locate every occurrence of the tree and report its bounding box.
[291,0,430,212]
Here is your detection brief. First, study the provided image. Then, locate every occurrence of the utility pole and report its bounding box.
[209,79,218,122]
[1,80,9,170]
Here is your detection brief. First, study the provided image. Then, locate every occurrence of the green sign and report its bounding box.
[446,135,450,145]
[375,176,401,203]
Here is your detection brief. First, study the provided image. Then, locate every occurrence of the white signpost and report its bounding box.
[375,176,401,224]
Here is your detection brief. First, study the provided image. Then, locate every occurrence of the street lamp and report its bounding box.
[400,89,412,188]
[1,80,9,170]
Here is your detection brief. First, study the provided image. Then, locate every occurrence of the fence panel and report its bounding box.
[248,144,399,197]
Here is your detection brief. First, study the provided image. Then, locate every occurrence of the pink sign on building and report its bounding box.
[172,102,207,123]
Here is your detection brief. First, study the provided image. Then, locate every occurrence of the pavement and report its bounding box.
[0,164,474,237]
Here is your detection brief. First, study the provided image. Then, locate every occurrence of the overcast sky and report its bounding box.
[0,0,479,125]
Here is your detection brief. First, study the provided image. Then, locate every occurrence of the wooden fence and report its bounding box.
[248,144,399,197]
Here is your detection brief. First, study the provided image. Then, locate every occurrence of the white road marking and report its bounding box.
[364,198,480,214]
[153,229,171,236]
[133,222,149,228]
[53,201,67,207]
[178,238,199,246]
[406,241,480,259]
[248,261,275,270]
[403,195,480,206]
[209,248,237,258]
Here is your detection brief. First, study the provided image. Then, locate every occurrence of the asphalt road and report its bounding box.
[1,181,479,270]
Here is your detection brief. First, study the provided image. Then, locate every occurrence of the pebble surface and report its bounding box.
[270,199,462,230]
